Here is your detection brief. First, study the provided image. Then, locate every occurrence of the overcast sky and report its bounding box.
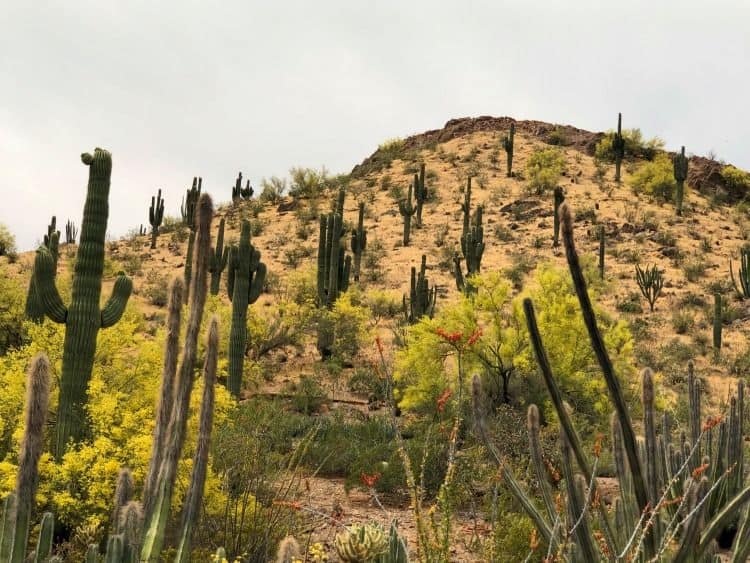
[2,0,748,251]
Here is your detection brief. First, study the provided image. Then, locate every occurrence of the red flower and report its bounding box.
[360,472,381,488]
[466,328,483,347]
[436,388,453,413]
[436,327,463,343]
[703,415,723,432]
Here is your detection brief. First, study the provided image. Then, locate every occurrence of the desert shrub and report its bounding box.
[283,243,313,269]
[363,289,402,324]
[504,252,536,290]
[487,512,538,563]
[0,224,17,257]
[671,310,695,334]
[617,292,643,314]
[288,375,328,414]
[258,176,287,204]
[525,148,566,195]
[0,304,235,531]
[363,238,387,283]
[0,264,26,353]
[142,270,168,307]
[329,292,370,361]
[682,258,707,282]
[288,166,328,199]
[348,367,388,401]
[629,154,676,201]
[722,165,750,195]
[594,128,664,162]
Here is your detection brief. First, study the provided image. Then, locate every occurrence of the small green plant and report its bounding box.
[258,176,286,203]
[630,154,676,202]
[0,223,17,258]
[722,165,750,194]
[635,264,664,311]
[671,310,694,334]
[682,258,707,282]
[525,148,565,195]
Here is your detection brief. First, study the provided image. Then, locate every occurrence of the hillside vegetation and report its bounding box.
[2,115,750,561]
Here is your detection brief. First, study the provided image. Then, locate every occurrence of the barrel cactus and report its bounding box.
[335,523,388,563]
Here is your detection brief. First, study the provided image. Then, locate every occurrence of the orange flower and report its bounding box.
[273,500,302,511]
[436,327,463,343]
[466,328,483,347]
[692,462,709,479]
[360,472,382,488]
[703,415,723,432]
[593,433,604,458]
[436,388,453,413]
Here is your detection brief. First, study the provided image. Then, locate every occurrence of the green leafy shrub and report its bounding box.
[629,154,676,201]
[0,264,25,353]
[722,165,750,195]
[0,223,17,257]
[525,148,566,195]
[288,166,328,199]
[594,128,664,162]
[258,176,287,203]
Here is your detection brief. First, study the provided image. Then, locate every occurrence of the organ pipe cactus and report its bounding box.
[503,123,515,177]
[731,248,750,299]
[25,217,59,323]
[613,112,625,182]
[414,163,428,228]
[403,255,437,324]
[553,186,565,247]
[317,209,351,309]
[141,193,213,562]
[351,202,367,282]
[148,188,164,249]
[398,181,416,246]
[0,354,51,563]
[65,219,77,244]
[226,220,266,397]
[33,149,133,456]
[674,145,688,216]
[635,263,664,312]
[209,218,229,295]
[232,171,253,202]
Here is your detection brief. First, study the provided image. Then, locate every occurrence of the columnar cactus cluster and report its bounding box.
[398,180,417,246]
[226,220,266,397]
[414,163,428,228]
[474,203,750,561]
[181,177,202,228]
[613,112,625,182]
[149,188,165,249]
[317,189,351,309]
[350,202,367,282]
[503,123,515,177]
[33,149,133,456]
[730,247,750,299]
[25,216,59,323]
[65,219,77,244]
[454,177,484,293]
[674,145,689,216]
[403,255,437,324]
[208,217,229,295]
[231,171,253,202]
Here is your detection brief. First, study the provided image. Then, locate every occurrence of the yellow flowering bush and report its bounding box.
[0,300,236,531]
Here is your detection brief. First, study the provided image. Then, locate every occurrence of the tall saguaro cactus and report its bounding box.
[503,123,515,177]
[454,178,484,293]
[350,202,367,282]
[398,181,417,246]
[403,255,437,324]
[181,177,202,228]
[65,219,78,244]
[317,212,351,309]
[613,112,625,183]
[674,145,688,216]
[149,188,165,249]
[226,220,267,397]
[25,217,59,323]
[209,218,229,295]
[553,186,565,247]
[33,149,133,456]
[414,164,428,227]
[231,172,253,202]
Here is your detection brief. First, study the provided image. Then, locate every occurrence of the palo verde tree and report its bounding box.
[32,148,133,457]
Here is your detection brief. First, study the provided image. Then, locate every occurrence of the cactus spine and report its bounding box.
[414,163,428,227]
[209,218,229,295]
[226,221,267,397]
[232,171,253,202]
[403,255,437,324]
[141,194,213,562]
[65,219,77,244]
[714,292,722,361]
[613,112,625,183]
[33,149,133,456]
[148,188,164,249]
[398,180,416,246]
[175,316,218,562]
[25,217,59,323]
[503,123,515,177]
[1,354,51,563]
[350,202,367,282]
[553,186,564,247]
[674,145,688,216]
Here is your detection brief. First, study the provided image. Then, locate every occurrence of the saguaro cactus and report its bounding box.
[730,248,750,299]
[350,202,367,282]
[209,218,229,295]
[553,186,565,247]
[503,123,515,177]
[398,181,416,246]
[317,212,351,309]
[454,179,485,293]
[65,219,77,244]
[613,113,625,183]
[403,255,437,324]
[226,220,267,397]
[181,177,202,228]
[674,145,688,216]
[714,292,723,361]
[414,164,428,228]
[25,217,59,323]
[33,149,133,456]
[231,171,253,202]
[149,189,165,249]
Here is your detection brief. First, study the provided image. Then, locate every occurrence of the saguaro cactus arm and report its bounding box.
[32,247,68,323]
[101,274,134,328]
